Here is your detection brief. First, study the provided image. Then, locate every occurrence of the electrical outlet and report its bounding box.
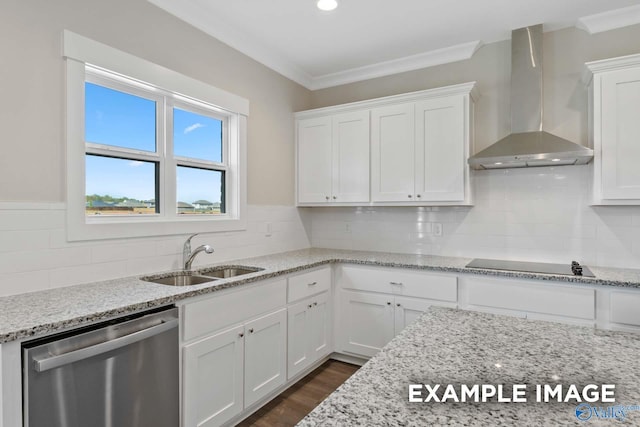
[433,223,443,236]
[265,222,272,237]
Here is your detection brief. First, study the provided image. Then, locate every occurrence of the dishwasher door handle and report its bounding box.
[33,318,179,373]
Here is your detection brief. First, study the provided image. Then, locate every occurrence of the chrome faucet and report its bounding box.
[183,233,214,270]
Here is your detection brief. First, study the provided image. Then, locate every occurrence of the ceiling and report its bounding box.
[147,0,640,90]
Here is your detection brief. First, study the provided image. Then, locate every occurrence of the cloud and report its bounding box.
[128,160,144,167]
[184,123,205,134]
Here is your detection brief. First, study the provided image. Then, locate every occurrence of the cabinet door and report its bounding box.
[338,290,394,358]
[371,103,416,202]
[393,296,434,336]
[332,111,370,202]
[415,96,466,201]
[183,324,244,427]
[244,309,287,408]
[310,291,331,361]
[287,299,312,379]
[600,68,640,199]
[297,117,332,203]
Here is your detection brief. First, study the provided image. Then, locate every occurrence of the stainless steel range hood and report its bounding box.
[468,25,593,170]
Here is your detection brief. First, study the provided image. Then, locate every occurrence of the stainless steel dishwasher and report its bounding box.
[22,306,179,427]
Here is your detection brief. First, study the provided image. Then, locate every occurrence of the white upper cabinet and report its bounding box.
[371,103,416,202]
[297,116,333,203]
[331,111,371,202]
[586,54,640,204]
[415,95,466,202]
[295,82,475,206]
[296,111,369,204]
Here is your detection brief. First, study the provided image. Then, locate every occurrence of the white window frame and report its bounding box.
[64,31,248,241]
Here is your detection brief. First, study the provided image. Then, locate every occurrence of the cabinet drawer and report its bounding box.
[465,277,595,320]
[288,267,331,303]
[339,265,457,302]
[610,291,640,326]
[182,279,286,342]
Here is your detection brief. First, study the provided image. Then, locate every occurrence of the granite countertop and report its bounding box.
[1,248,640,344]
[299,307,640,426]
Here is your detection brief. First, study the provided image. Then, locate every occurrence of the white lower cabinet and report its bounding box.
[287,291,331,379]
[183,324,244,427]
[180,279,287,427]
[460,275,596,325]
[244,309,288,407]
[337,290,435,358]
[183,308,287,427]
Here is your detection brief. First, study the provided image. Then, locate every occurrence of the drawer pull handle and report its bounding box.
[389,281,403,286]
[308,281,317,286]
[387,302,392,305]
[397,303,401,307]
[249,328,254,334]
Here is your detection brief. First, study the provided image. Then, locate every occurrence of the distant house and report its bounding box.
[177,201,195,213]
[116,199,147,208]
[192,199,214,210]
[141,199,156,208]
[87,200,114,208]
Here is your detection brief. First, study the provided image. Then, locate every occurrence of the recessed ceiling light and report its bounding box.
[317,0,338,11]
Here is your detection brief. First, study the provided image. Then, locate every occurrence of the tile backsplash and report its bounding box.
[307,165,640,269]
[0,205,311,297]
[3,165,640,297]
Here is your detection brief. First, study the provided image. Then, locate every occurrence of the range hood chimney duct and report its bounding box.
[468,24,593,170]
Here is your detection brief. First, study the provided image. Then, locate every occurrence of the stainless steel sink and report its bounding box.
[197,265,264,279]
[141,271,218,286]
[141,265,263,286]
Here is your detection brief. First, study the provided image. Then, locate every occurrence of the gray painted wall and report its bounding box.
[0,0,311,205]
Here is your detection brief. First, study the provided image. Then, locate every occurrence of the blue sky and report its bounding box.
[85,83,223,204]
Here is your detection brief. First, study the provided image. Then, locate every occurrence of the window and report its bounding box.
[64,31,248,241]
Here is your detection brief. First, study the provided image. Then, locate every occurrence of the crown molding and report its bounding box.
[295,81,477,118]
[148,0,482,90]
[308,41,483,90]
[147,0,314,88]
[576,4,640,34]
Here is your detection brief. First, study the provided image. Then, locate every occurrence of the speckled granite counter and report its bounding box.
[299,307,640,426]
[1,248,640,344]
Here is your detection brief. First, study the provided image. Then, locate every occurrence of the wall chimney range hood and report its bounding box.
[468,25,593,170]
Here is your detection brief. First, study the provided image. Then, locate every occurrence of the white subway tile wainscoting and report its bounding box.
[0,205,311,297]
[308,165,640,269]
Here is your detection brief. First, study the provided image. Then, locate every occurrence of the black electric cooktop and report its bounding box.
[465,258,595,277]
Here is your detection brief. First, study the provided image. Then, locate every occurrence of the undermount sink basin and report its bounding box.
[197,265,264,279]
[141,271,217,286]
[141,265,264,286]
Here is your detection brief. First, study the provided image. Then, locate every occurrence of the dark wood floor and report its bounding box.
[237,360,360,427]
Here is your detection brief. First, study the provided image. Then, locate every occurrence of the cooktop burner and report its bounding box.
[465,258,595,277]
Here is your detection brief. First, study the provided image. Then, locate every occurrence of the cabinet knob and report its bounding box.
[239,332,244,338]
[313,302,318,306]
[249,328,254,334]
[332,196,337,199]
[325,196,330,200]
[308,304,313,308]
[387,301,392,305]
[397,303,401,307]
[416,194,421,198]
[408,195,412,198]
